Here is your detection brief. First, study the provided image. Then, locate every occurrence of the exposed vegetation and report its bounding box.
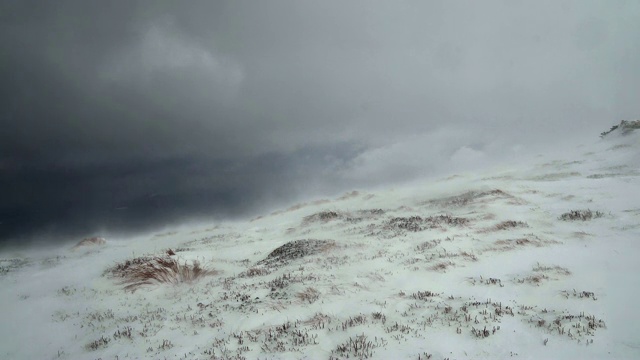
[559,209,604,221]
[494,220,529,231]
[258,239,335,267]
[105,256,217,291]
[426,189,510,207]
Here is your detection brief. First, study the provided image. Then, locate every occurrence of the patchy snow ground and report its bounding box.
[1,129,639,360]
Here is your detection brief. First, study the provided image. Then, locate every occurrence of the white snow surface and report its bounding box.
[1,131,639,360]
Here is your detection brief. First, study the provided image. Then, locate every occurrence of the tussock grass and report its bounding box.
[105,256,217,292]
[296,287,321,304]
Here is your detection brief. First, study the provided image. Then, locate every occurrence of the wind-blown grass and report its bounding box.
[105,256,217,292]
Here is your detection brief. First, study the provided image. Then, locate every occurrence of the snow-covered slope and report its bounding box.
[1,127,639,360]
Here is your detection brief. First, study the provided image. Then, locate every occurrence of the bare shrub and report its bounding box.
[486,236,559,252]
[105,256,217,292]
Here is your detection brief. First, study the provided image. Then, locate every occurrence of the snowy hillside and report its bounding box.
[1,126,639,360]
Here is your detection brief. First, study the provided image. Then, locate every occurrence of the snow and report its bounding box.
[1,130,639,359]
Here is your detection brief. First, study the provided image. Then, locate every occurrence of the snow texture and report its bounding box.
[1,127,639,359]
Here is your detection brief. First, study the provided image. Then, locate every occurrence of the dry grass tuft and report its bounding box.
[532,263,571,276]
[486,236,559,252]
[330,334,383,359]
[494,220,529,231]
[297,287,321,304]
[105,256,217,292]
[415,239,441,251]
[559,209,604,221]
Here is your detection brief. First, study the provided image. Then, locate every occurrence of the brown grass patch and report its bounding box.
[105,256,217,292]
[296,287,321,304]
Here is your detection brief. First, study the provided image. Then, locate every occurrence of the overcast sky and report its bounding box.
[1,0,639,244]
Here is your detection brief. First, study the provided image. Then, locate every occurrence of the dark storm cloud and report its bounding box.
[1,1,639,243]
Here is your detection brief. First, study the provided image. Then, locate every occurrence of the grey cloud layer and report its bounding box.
[1,1,638,242]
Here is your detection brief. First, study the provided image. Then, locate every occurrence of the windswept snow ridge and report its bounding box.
[1,127,639,359]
